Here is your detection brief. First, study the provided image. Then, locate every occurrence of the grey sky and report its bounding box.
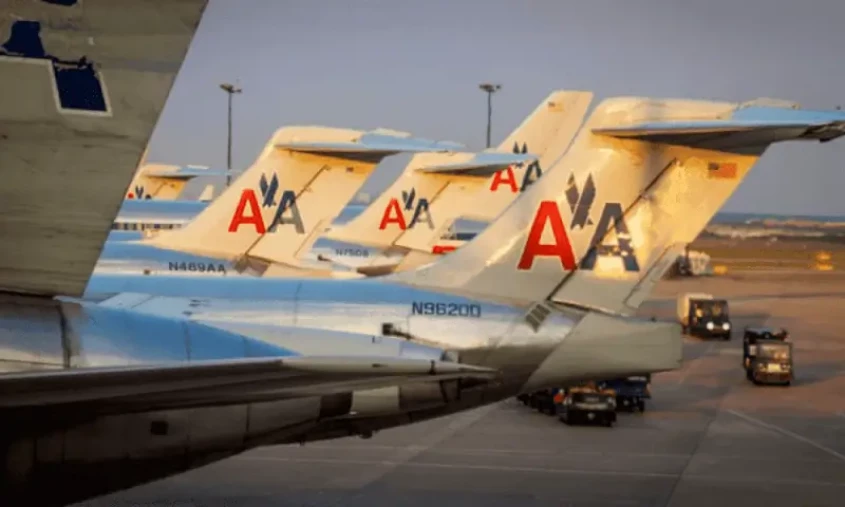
[147,0,845,216]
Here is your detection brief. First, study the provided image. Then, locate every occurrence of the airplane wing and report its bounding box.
[0,355,498,414]
[0,0,208,297]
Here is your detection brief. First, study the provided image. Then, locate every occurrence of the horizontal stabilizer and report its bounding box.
[0,356,497,410]
[142,165,234,180]
[416,150,538,176]
[276,131,464,156]
[595,106,845,147]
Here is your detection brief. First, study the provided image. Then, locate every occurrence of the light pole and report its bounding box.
[478,83,501,148]
[219,82,242,187]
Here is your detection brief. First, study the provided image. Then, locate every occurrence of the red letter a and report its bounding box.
[228,189,266,233]
[378,198,407,230]
[517,201,576,270]
[489,166,518,193]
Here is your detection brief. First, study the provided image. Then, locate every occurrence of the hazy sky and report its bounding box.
[147,0,845,216]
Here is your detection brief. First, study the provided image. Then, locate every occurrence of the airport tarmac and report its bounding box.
[76,272,845,507]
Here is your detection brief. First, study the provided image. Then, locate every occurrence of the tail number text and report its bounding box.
[411,301,481,318]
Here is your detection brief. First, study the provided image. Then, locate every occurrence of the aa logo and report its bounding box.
[565,173,595,229]
[517,174,639,272]
[378,188,434,230]
[228,174,304,234]
[126,185,149,200]
[489,142,543,193]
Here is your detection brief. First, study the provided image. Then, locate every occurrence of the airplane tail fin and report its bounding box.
[324,90,594,266]
[321,149,535,250]
[144,127,463,262]
[387,97,845,312]
[126,164,225,200]
[391,90,594,270]
[465,90,595,221]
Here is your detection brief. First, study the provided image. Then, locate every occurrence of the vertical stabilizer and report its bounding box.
[324,90,593,270]
[126,164,194,200]
[392,90,594,269]
[321,149,536,250]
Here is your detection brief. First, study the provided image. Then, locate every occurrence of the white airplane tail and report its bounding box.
[126,164,200,200]
[388,97,845,313]
[391,90,594,269]
[321,150,535,250]
[324,90,593,268]
[145,127,464,262]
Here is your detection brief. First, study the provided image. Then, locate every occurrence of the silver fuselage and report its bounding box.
[84,274,572,365]
[83,273,676,391]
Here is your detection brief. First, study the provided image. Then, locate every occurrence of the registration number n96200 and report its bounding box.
[411,301,482,318]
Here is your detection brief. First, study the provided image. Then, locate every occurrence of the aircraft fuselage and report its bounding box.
[84,273,679,391]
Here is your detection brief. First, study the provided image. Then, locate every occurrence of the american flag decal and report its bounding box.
[707,162,737,179]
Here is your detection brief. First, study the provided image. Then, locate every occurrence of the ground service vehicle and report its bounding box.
[673,248,713,277]
[677,293,732,339]
[743,327,793,385]
[516,389,554,412]
[599,375,651,412]
[530,387,564,415]
[556,385,617,427]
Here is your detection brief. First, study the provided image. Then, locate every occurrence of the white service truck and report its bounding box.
[677,292,732,339]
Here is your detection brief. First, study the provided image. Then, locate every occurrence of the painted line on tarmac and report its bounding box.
[257,444,691,460]
[236,455,678,479]
[319,402,498,489]
[252,443,844,466]
[727,409,845,462]
[234,455,845,487]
